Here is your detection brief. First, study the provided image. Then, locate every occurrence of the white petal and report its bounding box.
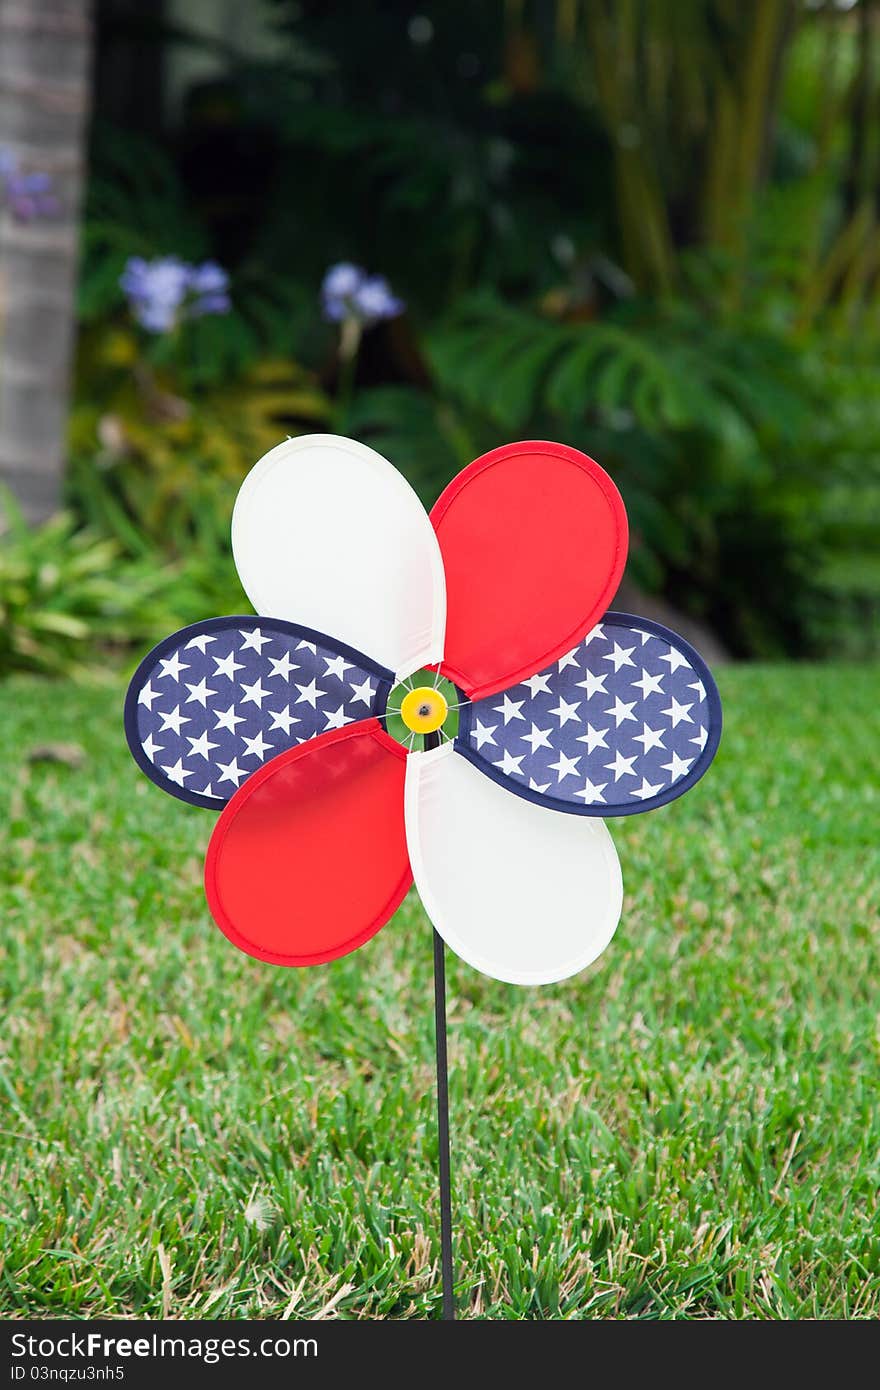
[405,744,622,985]
[232,435,446,680]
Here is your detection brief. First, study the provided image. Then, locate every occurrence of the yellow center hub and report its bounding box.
[400,685,448,734]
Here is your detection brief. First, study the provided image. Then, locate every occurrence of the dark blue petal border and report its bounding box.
[454,610,722,818]
[124,615,394,811]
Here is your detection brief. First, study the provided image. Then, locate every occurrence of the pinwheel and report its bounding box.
[124,434,721,1317]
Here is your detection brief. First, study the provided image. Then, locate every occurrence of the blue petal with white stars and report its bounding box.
[456,612,721,816]
[124,617,393,809]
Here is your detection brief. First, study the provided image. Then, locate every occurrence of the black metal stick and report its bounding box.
[424,728,455,1319]
[432,924,455,1319]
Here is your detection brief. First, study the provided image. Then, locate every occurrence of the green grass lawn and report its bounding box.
[1,664,878,1319]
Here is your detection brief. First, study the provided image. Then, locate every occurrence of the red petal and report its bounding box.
[204,719,411,966]
[430,440,628,700]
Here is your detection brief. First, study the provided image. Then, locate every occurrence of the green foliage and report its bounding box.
[346,386,477,509]
[69,121,333,628]
[247,3,610,312]
[417,293,841,655]
[79,127,208,320]
[795,346,880,659]
[0,493,187,680]
[69,332,330,562]
[428,292,809,448]
[80,126,315,391]
[1,664,879,1316]
[59,0,879,664]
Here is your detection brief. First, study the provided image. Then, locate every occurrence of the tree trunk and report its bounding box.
[0,0,93,525]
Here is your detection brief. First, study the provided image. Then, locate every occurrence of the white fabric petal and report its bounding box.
[405,744,623,985]
[232,435,446,681]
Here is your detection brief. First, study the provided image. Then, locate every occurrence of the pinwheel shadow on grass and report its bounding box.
[0,663,878,1320]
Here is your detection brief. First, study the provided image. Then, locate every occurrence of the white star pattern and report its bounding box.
[240,678,271,709]
[461,618,716,812]
[216,758,246,787]
[213,650,245,681]
[548,696,581,726]
[661,750,693,781]
[138,681,159,711]
[575,670,608,699]
[184,677,217,708]
[240,628,272,654]
[660,646,690,673]
[185,633,216,654]
[135,617,715,813]
[187,730,218,761]
[495,748,525,776]
[471,720,497,750]
[268,651,298,680]
[131,619,389,805]
[494,694,526,724]
[241,730,274,760]
[631,668,665,698]
[349,676,377,706]
[576,724,609,753]
[604,749,638,782]
[521,723,554,753]
[662,696,694,727]
[323,654,353,680]
[523,673,553,698]
[605,696,638,727]
[323,705,355,730]
[631,776,665,800]
[574,778,607,804]
[158,651,189,682]
[294,679,326,709]
[158,706,189,736]
[160,757,192,786]
[141,732,162,761]
[603,641,636,672]
[547,750,581,782]
[633,722,666,753]
[268,706,298,735]
[214,705,245,734]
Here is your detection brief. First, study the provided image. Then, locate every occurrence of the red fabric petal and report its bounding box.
[204,719,411,966]
[430,440,628,700]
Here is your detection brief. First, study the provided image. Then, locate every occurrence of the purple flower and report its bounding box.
[351,274,404,324]
[322,262,364,300]
[13,172,51,194]
[135,300,179,334]
[121,256,189,332]
[321,263,366,322]
[187,261,231,319]
[321,262,404,325]
[0,149,58,222]
[188,260,229,296]
[120,255,231,333]
[189,291,232,318]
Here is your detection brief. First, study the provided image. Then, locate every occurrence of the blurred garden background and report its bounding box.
[1,0,879,1321]
[1,0,880,670]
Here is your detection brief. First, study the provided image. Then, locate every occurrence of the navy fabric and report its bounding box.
[456,611,721,816]
[124,617,392,809]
